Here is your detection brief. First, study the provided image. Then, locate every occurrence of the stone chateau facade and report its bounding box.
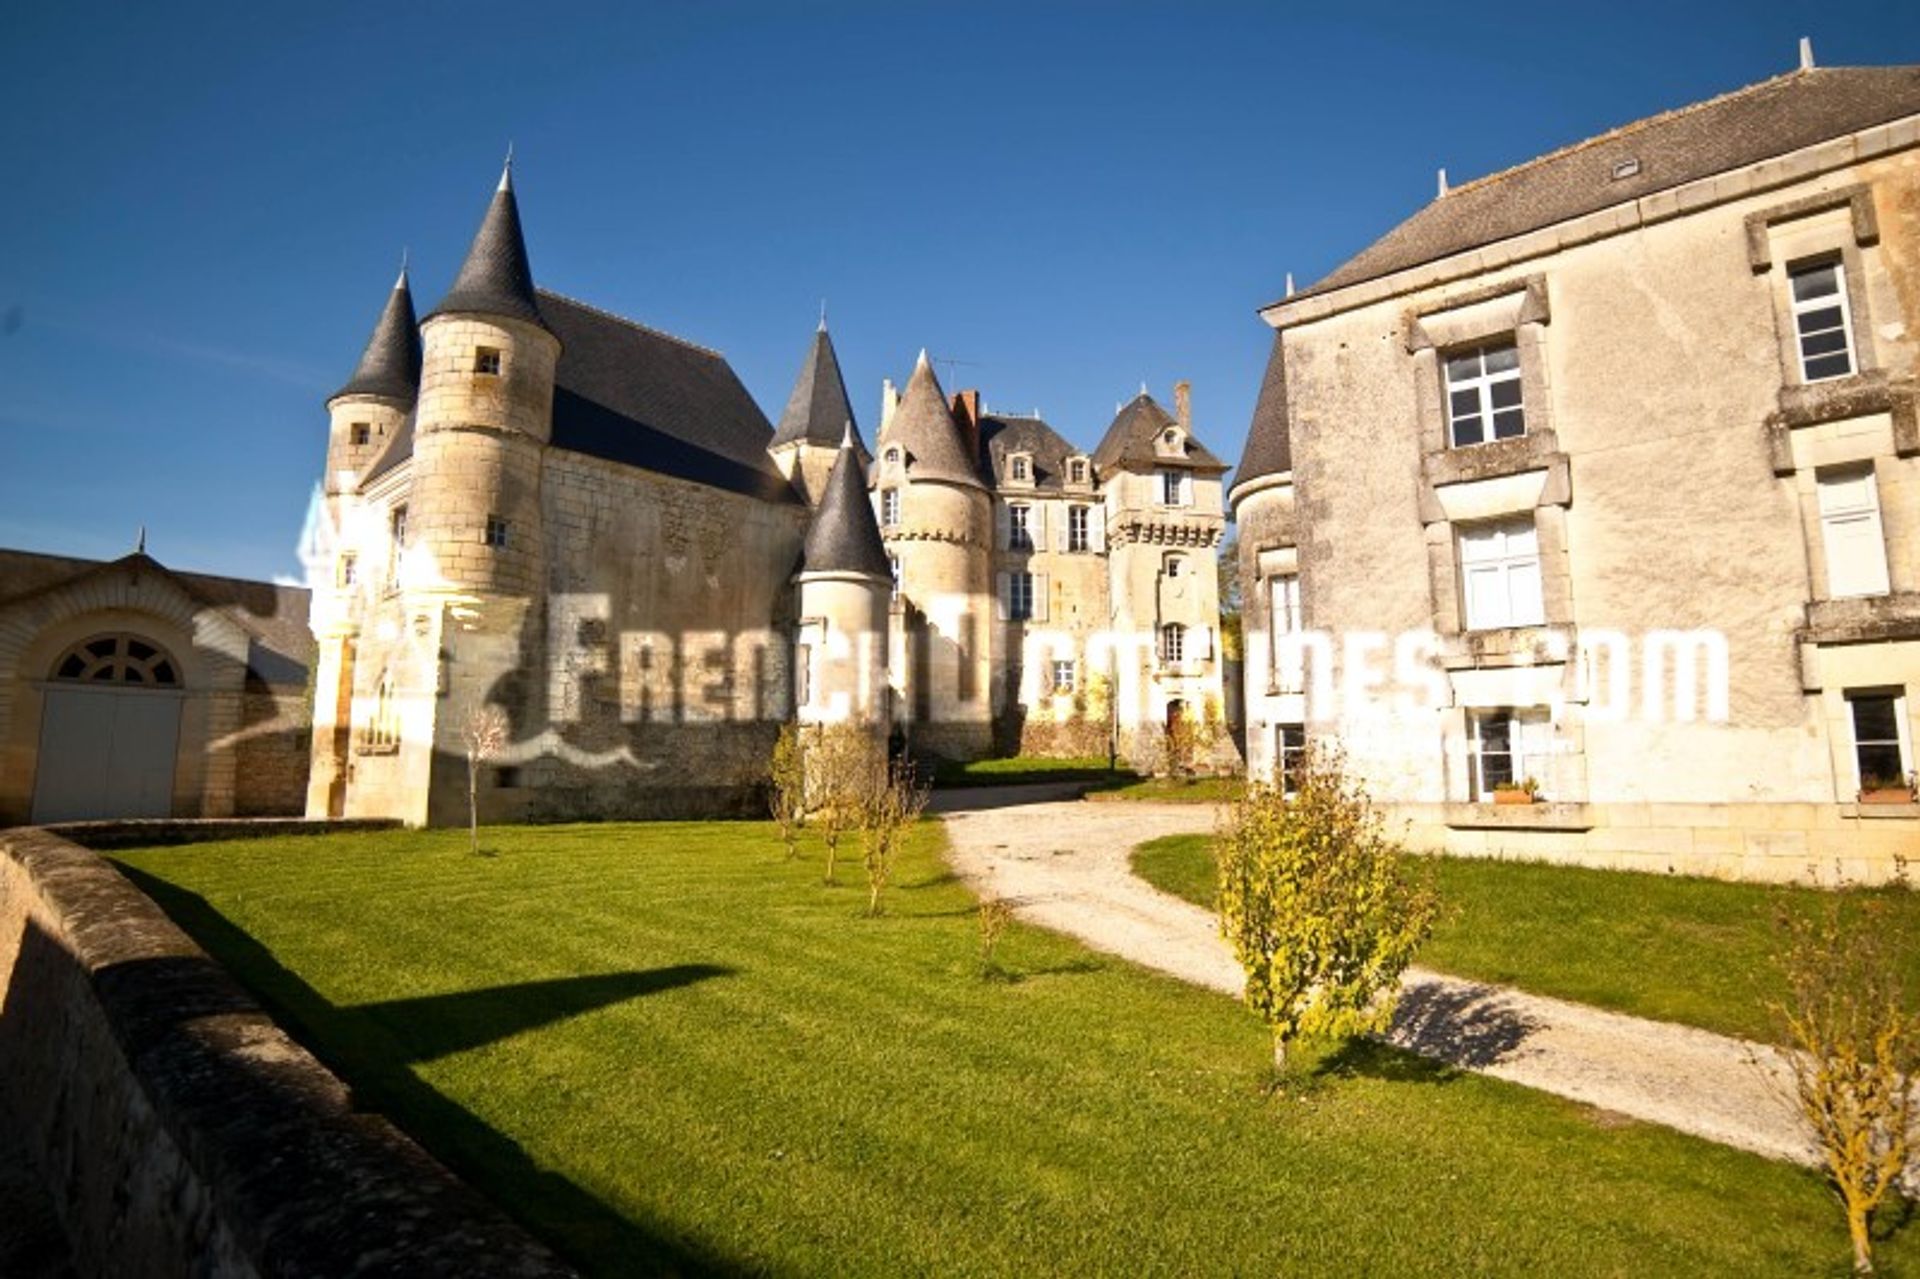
[307,163,1232,826]
[1232,58,1920,882]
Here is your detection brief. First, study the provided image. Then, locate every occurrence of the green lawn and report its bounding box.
[1086,775,1241,804]
[1131,833,1920,1043]
[931,754,1122,788]
[112,823,1903,1276]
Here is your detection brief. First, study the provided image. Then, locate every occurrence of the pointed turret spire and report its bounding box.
[773,322,865,451]
[332,263,422,401]
[877,351,983,489]
[429,159,547,329]
[801,426,891,578]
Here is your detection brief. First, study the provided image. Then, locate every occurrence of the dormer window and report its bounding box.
[1010,455,1030,483]
[1163,429,1178,446]
[1068,458,1087,485]
[885,446,902,468]
[474,347,502,376]
[350,422,371,447]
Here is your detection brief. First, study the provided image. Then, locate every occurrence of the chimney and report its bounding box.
[951,389,983,466]
[880,378,899,435]
[1174,380,1192,432]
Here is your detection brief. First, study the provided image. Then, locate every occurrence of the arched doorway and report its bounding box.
[30,633,184,823]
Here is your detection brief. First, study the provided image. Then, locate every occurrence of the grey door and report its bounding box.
[30,686,182,823]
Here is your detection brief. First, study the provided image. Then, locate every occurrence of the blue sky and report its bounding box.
[2,2,1915,581]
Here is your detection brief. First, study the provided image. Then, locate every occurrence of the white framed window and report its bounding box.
[1848,690,1911,792]
[1276,723,1307,797]
[1459,517,1544,631]
[881,489,900,528]
[1069,458,1087,485]
[1269,574,1301,637]
[337,553,358,589]
[485,514,509,549]
[388,505,407,580]
[1817,468,1890,599]
[1164,554,1185,579]
[1010,455,1030,482]
[888,555,901,599]
[1790,260,1857,382]
[1159,470,1189,506]
[795,643,812,708]
[1468,708,1551,800]
[474,346,501,376]
[1008,504,1033,551]
[885,446,901,467]
[1051,659,1076,694]
[1444,341,1525,448]
[1068,505,1090,553]
[1160,622,1185,663]
[1008,571,1034,620]
[350,422,370,447]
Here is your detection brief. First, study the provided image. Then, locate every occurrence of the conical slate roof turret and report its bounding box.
[802,425,891,579]
[773,322,864,451]
[429,160,547,330]
[876,351,983,489]
[332,267,421,402]
[1231,335,1293,499]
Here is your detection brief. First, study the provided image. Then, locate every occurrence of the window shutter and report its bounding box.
[1825,513,1891,596]
[1030,502,1047,551]
[1193,625,1213,660]
[1032,572,1049,622]
[1091,505,1107,554]
[1510,560,1545,627]
[995,502,1011,551]
[1464,564,1503,630]
[995,571,1010,620]
[1053,503,1068,552]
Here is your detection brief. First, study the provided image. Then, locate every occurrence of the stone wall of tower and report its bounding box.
[796,573,891,730]
[880,471,994,759]
[771,442,840,508]
[323,396,408,499]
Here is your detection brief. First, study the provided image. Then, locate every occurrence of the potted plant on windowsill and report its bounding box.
[1858,774,1917,805]
[1492,777,1542,806]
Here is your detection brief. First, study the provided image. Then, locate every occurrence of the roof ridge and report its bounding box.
[534,288,725,360]
[1446,67,1813,200]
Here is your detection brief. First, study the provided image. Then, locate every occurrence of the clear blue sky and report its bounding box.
[2,2,1914,581]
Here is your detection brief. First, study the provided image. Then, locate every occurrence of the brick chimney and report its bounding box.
[951,389,983,468]
[1174,380,1192,432]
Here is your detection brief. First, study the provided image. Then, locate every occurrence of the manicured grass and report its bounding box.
[931,754,1123,788]
[113,824,1901,1276]
[1087,775,1242,804]
[1131,833,1920,1044]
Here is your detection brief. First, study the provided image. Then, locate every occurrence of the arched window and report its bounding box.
[51,634,180,687]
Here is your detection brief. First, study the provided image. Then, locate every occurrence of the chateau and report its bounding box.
[306,164,1232,825]
[1232,59,1920,881]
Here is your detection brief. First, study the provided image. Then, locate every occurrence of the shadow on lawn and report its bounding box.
[117,864,750,1278]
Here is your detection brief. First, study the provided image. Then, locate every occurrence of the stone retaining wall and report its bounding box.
[0,826,575,1277]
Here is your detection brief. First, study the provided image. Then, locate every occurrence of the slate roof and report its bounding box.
[357,291,795,503]
[1091,393,1228,475]
[332,269,421,402]
[1294,64,1920,304]
[980,413,1079,492]
[876,353,985,489]
[773,324,865,453]
[428,165,548,330]
[1231,335,1293,495]
[801,432,891,579]
[0,549,313,690]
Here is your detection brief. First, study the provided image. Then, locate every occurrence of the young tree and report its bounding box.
[461,703,510,857]
[808,723,878,886]
[767,723,806,859]
[1216,746,1437,1075]
[857,758,929,917]
[1770,898,1920,1274]
[977,896,1015,979]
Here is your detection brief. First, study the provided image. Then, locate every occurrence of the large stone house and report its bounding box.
[1233,56,1920,882]
[309,163,1232,825]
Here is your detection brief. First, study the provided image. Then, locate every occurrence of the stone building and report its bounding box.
[1232,57,1920,881]
[309,163,1231,825]
[0,548,312,824]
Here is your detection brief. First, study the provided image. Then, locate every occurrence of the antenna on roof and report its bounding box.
[1285,272,1296,298]
[135,525,146,555]
[1799,35,1815,70]
[1437,167,1450,198]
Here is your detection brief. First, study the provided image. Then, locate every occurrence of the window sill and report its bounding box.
[1841,801,1920,820]
[1422,429,1564,489]
[1443,802,1594,832]
[1804,593,1920,645]
[354,741,401,757]
[1437,625,1573,671]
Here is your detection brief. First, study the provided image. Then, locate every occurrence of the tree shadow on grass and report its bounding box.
[116,864,749,1278]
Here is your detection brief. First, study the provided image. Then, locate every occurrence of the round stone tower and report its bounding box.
[323,266,420,517]
[795,425,892,739]
[410,161,559,601]
[874,351,993,757]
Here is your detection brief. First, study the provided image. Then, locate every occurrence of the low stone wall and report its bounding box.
[44,816,397,850]
[0,827,574,1277]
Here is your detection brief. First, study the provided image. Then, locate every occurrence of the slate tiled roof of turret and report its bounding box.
[1091,393,1228,475]
[1230,335,1292,497]
[801,429,891,579]
[1291,64,1920,304]
[427,164,548,330]
[876,353,986,489]
[358,290,796,504]
[980,413,1079,492]
[331,268,421,402]
[773,324,866,454]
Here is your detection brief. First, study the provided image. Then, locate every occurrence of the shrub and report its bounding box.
[1216,746,1437,1075]
[978,896,1015,977]
[808,723,881,886]
[1769,897,1920,1273]
[767,724,806,860]
[856,758,929,917]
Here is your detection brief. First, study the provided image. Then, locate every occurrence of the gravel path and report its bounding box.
[938,794,1815,1167]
